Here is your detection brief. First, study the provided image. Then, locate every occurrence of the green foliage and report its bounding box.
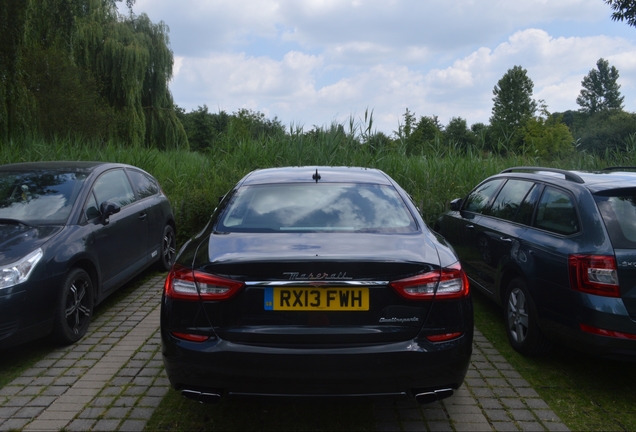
[576,58,624,114]
[575,110,636,153]
[444,117,476,152]
[490,66,538,152]
[605,0,636,27]
[1,0,187,149]
[406,115,443,155]
[521,114,574,158]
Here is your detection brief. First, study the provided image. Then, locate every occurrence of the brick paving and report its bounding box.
[0,275,570,431]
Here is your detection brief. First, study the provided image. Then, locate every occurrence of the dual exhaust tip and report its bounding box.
[181,388,454,405]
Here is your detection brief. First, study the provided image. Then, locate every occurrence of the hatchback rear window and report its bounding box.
[217,183,417,233]
[595,191,636,249]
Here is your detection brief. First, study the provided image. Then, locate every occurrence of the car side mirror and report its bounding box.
[99,201,121,225]
[449,198,462,212]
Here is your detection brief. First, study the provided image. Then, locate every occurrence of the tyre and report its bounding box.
[157,224,176,271]
[505,278,551,356]
[53,268,94,345]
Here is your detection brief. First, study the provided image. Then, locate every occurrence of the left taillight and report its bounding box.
[390,262,469,300]
[164,264,244,301]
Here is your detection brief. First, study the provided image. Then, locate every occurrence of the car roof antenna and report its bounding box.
[312,169,321,183]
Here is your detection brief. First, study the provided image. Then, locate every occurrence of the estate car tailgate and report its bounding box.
[615,249,636,318]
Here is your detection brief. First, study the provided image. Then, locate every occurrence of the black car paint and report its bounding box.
[161,166,473,403]
[0,161,175,348]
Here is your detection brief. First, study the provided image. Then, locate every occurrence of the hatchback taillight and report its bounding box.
[164,265,244,301]
[568,255,620,298]
[390,262,469,300]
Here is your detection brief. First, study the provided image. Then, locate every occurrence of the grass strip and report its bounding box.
[473,290,636,431]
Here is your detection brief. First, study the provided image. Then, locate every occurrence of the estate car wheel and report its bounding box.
[157,224,176,271]
[53,268,94,345]
[505,278,550,356]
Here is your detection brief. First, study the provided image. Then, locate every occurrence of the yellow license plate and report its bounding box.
[264,287,369,311]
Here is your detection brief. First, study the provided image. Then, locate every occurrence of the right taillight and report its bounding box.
[164,264,244,301]
[568,255,620,298]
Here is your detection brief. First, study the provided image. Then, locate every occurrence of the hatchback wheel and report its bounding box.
[53,268,94,345]
[157,224,176,271]
[505,278,550,356]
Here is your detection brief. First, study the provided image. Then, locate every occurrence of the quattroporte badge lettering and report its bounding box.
[264,287,369,311]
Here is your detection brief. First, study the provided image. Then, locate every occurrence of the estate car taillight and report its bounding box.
[568,255,620,298]
[390,262,469,300]
[164,265,244,301]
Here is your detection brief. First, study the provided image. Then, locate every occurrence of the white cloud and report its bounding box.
[125,0,636,134]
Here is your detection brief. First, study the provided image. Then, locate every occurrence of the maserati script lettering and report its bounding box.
[283,272,352,280]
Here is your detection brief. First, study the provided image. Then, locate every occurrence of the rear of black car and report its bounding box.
[161,167,473,403]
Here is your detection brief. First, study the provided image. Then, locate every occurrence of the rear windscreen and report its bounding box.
[217,183,418,233]
[594,190,636,249]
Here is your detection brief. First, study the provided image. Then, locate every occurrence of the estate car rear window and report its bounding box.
[595,189,636,249]
[534,186,579,235]
[217,183,417,233]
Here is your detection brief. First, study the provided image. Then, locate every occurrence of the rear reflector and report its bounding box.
[580,324,636,340]
[568,255,620,298]
[426,332,464,342]
[171,332,210,342]
[165,264,244,301]
[390,262,469,300]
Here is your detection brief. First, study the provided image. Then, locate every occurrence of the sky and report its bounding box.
[121,0,636,135]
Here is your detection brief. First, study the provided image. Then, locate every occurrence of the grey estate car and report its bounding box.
[435,166,636,360]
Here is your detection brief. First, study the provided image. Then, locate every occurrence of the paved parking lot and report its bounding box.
[0,276,569,431]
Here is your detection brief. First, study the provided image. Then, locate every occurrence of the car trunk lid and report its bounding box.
[194,232,441,345]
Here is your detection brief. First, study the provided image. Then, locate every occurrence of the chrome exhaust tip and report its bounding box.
[181,389,222,404]
[414,388,454,404]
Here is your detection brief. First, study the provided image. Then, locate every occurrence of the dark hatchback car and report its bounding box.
[435,166,636,359]
[161,166,473,404]
[0,161,176,348]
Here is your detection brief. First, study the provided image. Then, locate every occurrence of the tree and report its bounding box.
[444,117,476,151]
[605,0,636,27]
[490,66,537,151]
[406,115,443,155]
[576,58,624,114]
[1,0,187,148]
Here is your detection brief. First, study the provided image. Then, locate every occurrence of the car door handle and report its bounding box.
[139,213,147,221]
[499,237,512,242]
[466,225,474,229]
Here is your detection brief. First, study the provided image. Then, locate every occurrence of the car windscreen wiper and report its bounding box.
[0,218,32,227]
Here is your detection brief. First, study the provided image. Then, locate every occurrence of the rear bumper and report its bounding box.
[541,292,636,360]
[161,330,472,401]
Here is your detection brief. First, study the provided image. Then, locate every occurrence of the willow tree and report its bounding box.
[0,0,36,140]
[74,0,187,148]
[1,0,187,149]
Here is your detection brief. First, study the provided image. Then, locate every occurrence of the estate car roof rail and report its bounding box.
[602,166,636,172]
[500,166,585,184]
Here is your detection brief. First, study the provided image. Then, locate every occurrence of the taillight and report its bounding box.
[164,264,244,301]
[568,255,620,298]
[390,262,469,300]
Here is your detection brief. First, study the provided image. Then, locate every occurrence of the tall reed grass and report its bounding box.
[2,126,634,243]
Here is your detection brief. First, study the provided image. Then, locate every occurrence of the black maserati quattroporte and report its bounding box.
[161,166,473,404]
